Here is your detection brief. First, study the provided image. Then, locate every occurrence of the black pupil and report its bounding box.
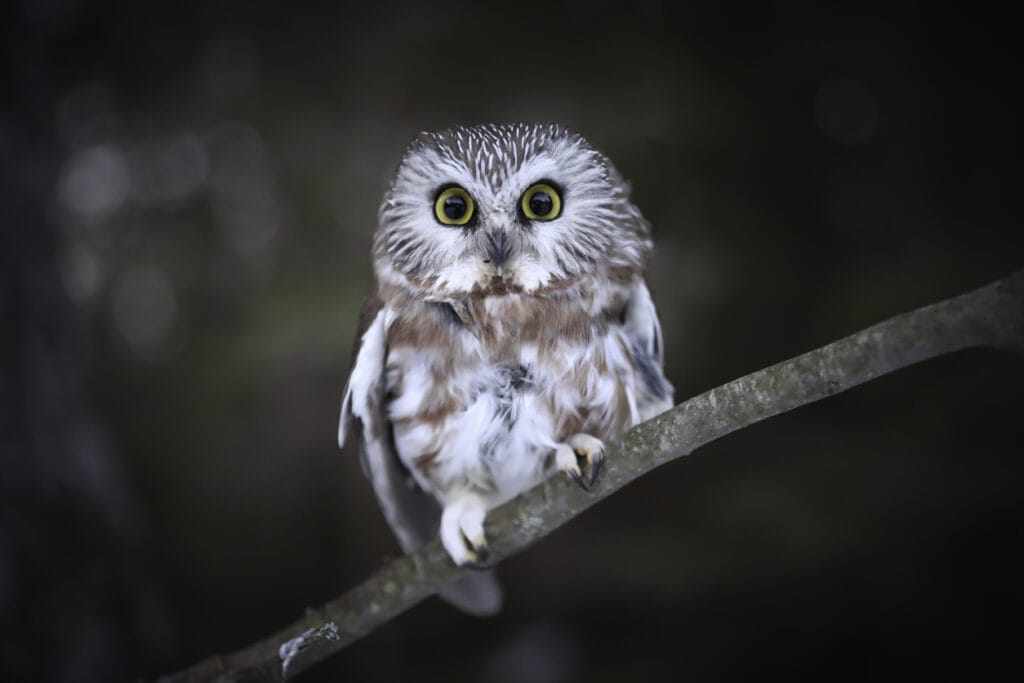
[443,194,467,220]
[529,191,553,217]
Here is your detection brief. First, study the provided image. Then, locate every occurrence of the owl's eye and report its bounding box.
[520,183,562,221]
[434,186,475,226]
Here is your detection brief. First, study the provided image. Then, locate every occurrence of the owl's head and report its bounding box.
[374,123,651,300]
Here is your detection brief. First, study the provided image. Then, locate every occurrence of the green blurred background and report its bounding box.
[2,1,1023,681]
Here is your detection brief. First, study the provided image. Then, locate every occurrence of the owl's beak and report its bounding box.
[486,231,511,268]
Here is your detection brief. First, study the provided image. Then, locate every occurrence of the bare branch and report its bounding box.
[157,268,1024,683]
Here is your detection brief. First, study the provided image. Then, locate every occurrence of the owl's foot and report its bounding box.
[440,492,491,567]
[555,433,605,492]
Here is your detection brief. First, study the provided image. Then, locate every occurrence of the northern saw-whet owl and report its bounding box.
[338,123,673,615]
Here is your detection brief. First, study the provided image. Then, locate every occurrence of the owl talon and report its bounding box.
[567,433,605,488]
[441,493,489,566]
[555,442,593,493]
[462,542,493,570]
[460,533,491,566]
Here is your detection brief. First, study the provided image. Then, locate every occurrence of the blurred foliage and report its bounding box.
[3,0,1023,680]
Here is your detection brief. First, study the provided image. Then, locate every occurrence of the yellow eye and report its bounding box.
[521,182,562,221]
[434,186,475,226]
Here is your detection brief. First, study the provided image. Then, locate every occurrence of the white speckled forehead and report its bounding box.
[398,123,601,193]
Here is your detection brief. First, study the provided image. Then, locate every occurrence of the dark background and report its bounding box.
[2,1,1023,681]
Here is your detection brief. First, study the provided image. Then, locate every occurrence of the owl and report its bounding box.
[338,123,673,615]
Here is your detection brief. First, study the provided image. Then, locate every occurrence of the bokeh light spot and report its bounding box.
[58,144,130,219]
[110,265,178,359]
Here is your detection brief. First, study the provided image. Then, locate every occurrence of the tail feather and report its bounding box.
[439,570,503,616]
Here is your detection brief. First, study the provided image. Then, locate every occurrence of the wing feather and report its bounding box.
[622,280,675,420]
[338,296,439,550]
[338,295,502,615]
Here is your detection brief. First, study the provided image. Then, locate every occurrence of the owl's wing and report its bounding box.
[338,295,440,550]
[622,280,675,421]
[338,296,502,616]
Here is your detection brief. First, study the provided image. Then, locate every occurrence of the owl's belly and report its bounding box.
[386,331,640,508]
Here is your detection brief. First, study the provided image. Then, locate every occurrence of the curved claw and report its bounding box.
[555,443,592,493]
[567,433,605,489]
[588,451,604,487]
[462,542,493,570]
[441,493,489,566]
[567,467,592,493]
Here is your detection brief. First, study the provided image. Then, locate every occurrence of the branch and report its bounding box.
[158,268,1024,683]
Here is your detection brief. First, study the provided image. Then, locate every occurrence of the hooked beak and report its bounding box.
[485,231,511,268]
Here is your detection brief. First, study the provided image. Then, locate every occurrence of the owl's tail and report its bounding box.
[439,570,503,616]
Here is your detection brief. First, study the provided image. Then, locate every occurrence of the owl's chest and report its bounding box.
[386,350,565,500]
[384,301,637,499]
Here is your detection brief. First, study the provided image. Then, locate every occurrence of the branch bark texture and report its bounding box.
[159,269,1024,683]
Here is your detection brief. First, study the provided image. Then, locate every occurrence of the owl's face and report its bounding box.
[374,123,650,300]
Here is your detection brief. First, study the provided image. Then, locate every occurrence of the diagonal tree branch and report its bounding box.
[158,268,1024,683]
